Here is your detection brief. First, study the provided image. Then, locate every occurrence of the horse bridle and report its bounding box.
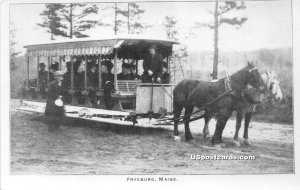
[248,67,265,93]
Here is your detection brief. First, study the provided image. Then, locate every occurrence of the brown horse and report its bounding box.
[173,61,264,146]
[233,71,283,146]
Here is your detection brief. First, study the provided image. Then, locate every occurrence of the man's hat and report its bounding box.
[87,60,97,69]
[53,70,64,76]
[149,44,157,50]
[39,62,46,67]
[50,62,59,70]
[66,61,72,68]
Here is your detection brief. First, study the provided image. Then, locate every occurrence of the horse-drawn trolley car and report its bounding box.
[19,38,179,127]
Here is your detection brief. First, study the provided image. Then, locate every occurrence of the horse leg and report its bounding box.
[173,103,183,141]
[184,106,194,141]
[212,109,232,147]
[243,112,252,145]
[233,110,243,146]
[203,114,212,138]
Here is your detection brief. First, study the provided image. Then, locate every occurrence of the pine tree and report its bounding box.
[195,1,247,79]
[163,16,179,41]
[60,3,100,38]
[9,22,20,71]
[37,4,66,40]
[108,3,151,35]
[127,3,151,34]
[38,3,101,39]
[163,16,188,82]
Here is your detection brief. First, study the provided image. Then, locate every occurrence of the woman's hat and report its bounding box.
[39,62,46,67]
[102,60,114,70]
[122,63,130,69]
[53,71,64,76]
[149,44,157,50]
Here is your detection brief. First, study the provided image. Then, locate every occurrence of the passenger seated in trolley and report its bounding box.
[161,61,171,84]
[38,62,48,98]
[141,44,163,83]
[49,62,59,83]
[101,60,114,110]
[117,60,131,80]
[85,60,99,107]
[86,60,99,87]
[62,60,81,104]
[128,64,141,80]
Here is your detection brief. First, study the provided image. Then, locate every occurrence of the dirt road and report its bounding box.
[10,100,293,174]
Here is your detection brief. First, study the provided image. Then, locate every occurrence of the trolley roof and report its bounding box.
[24,38,179,59]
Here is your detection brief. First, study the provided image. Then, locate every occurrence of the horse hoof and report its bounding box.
[174,136,181,141]
[185,136,194,141]
[213,143,226,148]
[244,139,251,145]
[187,139,196,143]
[232,140,240,147]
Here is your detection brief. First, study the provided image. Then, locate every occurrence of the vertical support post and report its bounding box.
[71,55,74,90]
[47,56,50,87]
[84,55,87,90]
[167,57,170,73]
[114,49,118,92]
[84,55,92,107]
[27,56,30,89]
[36,56,39,89]
[173,57,176,83]
[26,56,30,99]
[70,55,78,106]
[135,59,138,74]
[98,54,102,91]
[59,56,62,70]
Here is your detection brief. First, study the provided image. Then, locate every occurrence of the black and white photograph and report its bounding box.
[1,0,300,189]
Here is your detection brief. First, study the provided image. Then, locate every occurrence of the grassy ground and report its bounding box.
[10,100,293,174]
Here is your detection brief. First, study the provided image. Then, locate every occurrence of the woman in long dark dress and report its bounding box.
[45,71,65,132]
[101,61,114,109]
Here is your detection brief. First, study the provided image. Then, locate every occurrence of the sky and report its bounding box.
[10,0,292,55]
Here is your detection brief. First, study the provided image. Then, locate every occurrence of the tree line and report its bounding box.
[11,1,248,80]
[37,3,151,39]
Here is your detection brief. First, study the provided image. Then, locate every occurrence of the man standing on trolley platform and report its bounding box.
[45,71,65,133]
[101,60,114,109]
[142,45,163,83]
[161,61,171,84]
